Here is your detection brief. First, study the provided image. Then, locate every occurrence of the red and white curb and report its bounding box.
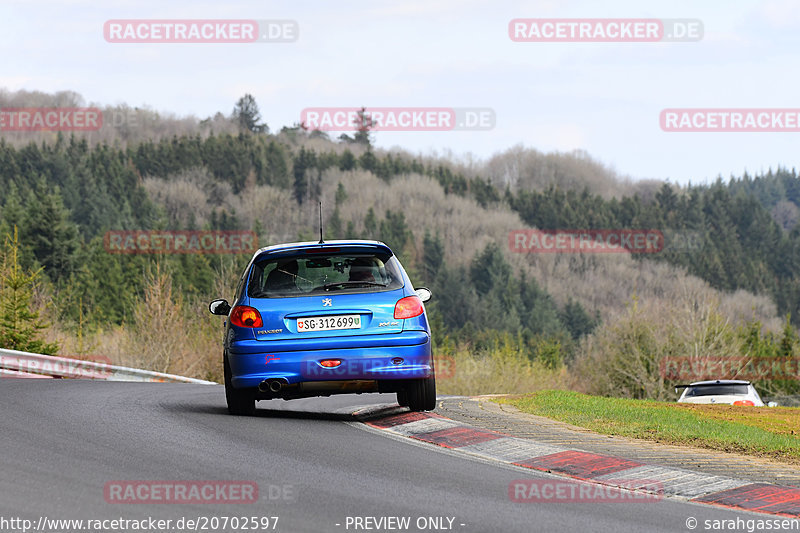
[361,410,800,518]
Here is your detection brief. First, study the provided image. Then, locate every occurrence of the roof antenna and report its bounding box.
[318,201,325,244]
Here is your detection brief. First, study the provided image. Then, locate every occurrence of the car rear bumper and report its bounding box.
[228,331,432,389]
[677,397,764,406]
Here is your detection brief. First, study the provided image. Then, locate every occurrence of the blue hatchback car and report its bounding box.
[209,240,436,415]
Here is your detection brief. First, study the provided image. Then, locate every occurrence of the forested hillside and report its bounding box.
[1,90,799,401]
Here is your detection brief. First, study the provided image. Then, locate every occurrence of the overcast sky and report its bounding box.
[2,0,799,185]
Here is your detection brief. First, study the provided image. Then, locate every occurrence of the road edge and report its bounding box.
[354,405,800,518]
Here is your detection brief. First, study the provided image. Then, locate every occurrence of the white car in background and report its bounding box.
[675,379,775,406]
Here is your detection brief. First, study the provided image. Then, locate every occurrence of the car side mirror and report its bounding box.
[209,299,231,316]
[415,287,432,303]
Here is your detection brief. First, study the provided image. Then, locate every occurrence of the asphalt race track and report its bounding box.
[0,381,765,532]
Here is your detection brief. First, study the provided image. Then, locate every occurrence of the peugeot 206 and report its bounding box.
[209,240,436,415]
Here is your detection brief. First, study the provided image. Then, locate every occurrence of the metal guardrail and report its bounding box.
[0,367,53,379]
[0,348,216,384]
[767,395,800,407]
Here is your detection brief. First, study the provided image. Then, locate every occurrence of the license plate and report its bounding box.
[297,315,361,332]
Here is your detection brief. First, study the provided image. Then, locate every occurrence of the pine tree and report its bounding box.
[264,140,290,187]
[22,185,80,283]
[253,219,264,246]
[363,208,378,239]
[353,107,374,146]
[359,149,377,173]
[1,183,25,231]
[335,182,348,206]
[326,207,344,240]
[422,231,444,280]
[232,94,268,133]
[469,242,510,295]
[379,210,410,253]
[559,298,599,339]
[293,147,309,204]
[345,221,358,239]
[779,314,797,359]
[339,150,356,171]
[0,227,59,354]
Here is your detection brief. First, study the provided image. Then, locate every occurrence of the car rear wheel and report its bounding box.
[405,376,436,411]
[396,390,409,407]
[224,354,256,416]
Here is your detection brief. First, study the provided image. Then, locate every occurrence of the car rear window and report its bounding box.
[248,251,404,298]
[685,384,749,397]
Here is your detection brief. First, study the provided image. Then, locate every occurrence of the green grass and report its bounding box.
[496,390,800,464]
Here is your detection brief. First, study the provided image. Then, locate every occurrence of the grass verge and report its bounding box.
[496,390,800,464]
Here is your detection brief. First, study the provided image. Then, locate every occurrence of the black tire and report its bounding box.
[396,390,409,407]
[224,355,256,416]
[405,376,436,411]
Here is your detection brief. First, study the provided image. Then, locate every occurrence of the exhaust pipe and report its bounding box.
[259,378,288,393]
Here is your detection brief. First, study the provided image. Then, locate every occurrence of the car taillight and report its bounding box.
[733,400,755,406]
[230,305,263,328]
[394,295,424,319]
[319,359,342,368]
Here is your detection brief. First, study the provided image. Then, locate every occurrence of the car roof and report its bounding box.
[687,379,752,386]
[250,240,393,260]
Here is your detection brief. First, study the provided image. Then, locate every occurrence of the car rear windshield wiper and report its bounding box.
[321,281,388,290]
